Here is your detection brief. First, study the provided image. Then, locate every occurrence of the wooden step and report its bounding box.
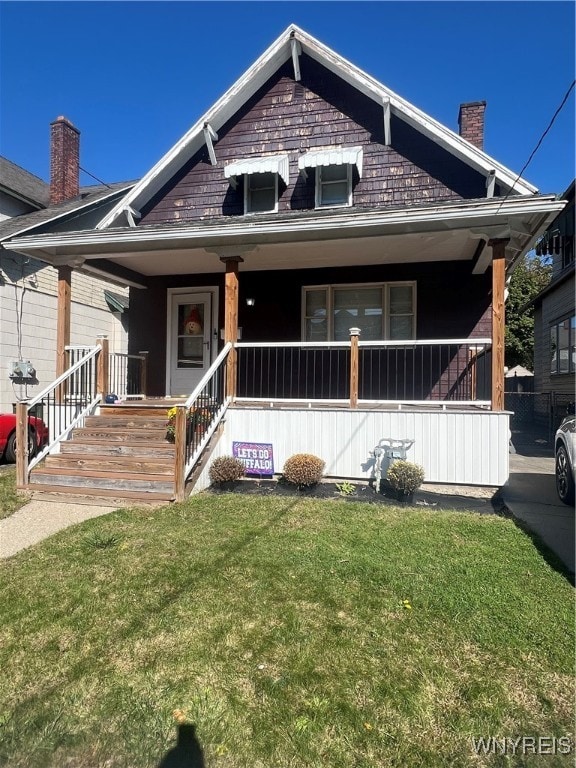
[60,441,175,458]
[44,454,174,475]
[101,403,183,417]
[30,467,174,494]
[71,428,169,443]
[86,415,168,429]
[26,485,174,503]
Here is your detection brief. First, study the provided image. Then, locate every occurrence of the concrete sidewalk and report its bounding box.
[0,498,118,559]
[503,451,575,576]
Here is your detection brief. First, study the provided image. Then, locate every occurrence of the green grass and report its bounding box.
[0,495,573,767]
[0,468,28,519]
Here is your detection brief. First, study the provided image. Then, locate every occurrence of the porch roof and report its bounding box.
[1,193,566,285]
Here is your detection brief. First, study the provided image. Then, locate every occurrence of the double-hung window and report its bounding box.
[550,315,576,375]
[224,154,289,215]
[298,147,363,210]
[303,283,416,342]
[245,172,277,214]
[316,164,352,208]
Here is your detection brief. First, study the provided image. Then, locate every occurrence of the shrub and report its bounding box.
[282,453,325,489]
[386,460,425,494]
[208,455,246,485]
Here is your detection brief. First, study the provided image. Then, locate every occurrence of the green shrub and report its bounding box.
[282,453,325,489]
[208,455,246,485]
[386,460,425,494]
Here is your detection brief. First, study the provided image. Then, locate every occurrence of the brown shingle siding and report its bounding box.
[141,56,485,225]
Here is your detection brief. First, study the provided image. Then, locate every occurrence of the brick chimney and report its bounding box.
[50,116,80,204]
[458,101,486,150]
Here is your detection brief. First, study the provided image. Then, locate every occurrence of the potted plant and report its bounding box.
[165,406,211,443]
[386,460,425,504]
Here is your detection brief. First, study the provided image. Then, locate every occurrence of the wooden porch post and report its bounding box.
[220,256,243,400]
[15,401,29,488]
[56,266,72,402]
[349,327,361,409]
[96,335,109,398]
[489,239,508,411]
[174,405,187,502]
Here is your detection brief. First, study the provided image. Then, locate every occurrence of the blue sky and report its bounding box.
[0,1,574,196]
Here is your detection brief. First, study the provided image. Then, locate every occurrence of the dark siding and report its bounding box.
[140,56,486,225]
[129,262,491,396]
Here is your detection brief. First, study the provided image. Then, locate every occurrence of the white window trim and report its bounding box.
[315,164,352,209]
[550,313,576,376]
[243,172,279,215]
[302,281,417,341]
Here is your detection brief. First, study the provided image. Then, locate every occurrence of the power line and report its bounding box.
[79,165,112,189]
[497,79,575,214]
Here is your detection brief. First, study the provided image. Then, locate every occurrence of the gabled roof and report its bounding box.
[97,24,538,230]
[0,156,50,209]
[0,181,136,243]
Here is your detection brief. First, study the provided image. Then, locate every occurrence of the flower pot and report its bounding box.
[395,490,414,504]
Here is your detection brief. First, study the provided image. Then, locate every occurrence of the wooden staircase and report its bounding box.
[29,402,180,502]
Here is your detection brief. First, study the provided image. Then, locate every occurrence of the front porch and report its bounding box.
[14,333,508,501]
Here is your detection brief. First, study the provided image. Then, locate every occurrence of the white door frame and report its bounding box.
[165,286,219,396]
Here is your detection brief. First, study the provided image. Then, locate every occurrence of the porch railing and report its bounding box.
[108,351,148,399]
[173,342,232,500]
[235,338,492,407]
[66,344,148,400]
[16,345,101,485]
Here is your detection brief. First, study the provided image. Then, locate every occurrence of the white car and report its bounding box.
[555,407,575,506]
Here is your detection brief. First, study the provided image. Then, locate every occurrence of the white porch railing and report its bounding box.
[173,342,232,500]
[16,345,101,485]
[234,338,492,407]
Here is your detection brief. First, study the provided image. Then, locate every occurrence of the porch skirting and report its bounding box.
[194,406,510,491]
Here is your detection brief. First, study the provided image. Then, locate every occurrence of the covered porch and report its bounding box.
[5,195,563,496]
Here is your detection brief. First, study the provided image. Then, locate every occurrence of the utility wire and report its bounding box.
[497,79,575,214]
[79,165,113,189]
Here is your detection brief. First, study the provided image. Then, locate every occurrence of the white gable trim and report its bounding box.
[96,25,536,230]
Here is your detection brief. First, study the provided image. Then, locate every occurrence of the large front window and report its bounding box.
[303,283,416,341]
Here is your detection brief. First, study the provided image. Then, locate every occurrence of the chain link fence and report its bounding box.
[505,391,575,441]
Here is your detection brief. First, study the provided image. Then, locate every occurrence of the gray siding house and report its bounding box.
[531,180,575,428]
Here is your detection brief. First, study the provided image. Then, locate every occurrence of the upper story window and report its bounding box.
[245,172,277,213]
[298,147,363,210]
[316,164,351,208]
[224,154,289,215]
[303,282,416,342]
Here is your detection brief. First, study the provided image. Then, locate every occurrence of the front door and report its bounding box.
[169,291,213,396]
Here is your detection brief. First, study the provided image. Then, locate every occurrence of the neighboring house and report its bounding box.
[0,120,134,413]
[530,180,575,427]
[1,25,566,498]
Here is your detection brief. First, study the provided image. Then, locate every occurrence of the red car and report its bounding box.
[0,414,49,463]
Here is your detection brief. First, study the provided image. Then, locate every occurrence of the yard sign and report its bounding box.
[232,442,274,476]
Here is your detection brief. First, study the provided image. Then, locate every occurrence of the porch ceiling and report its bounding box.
[74,229,476,276]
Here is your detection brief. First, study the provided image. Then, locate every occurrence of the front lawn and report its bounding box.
[0,467,28,519]
[0,495,573,767]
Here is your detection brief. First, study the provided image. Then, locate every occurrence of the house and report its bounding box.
[530,180,575,429]
[0,124,135,415]
[1,25,566,500]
